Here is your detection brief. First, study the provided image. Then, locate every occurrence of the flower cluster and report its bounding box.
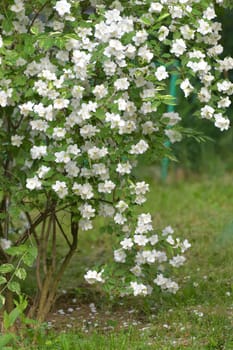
[0,0,232,298]
[112,219,191,296]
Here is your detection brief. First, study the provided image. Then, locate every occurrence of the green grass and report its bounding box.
[5,173,233,349]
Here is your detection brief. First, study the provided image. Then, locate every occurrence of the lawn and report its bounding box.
[6,172,233,349]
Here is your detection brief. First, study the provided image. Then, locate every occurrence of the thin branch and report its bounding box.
[52,212,56,271]
[42,214,52,276]
[52,214,79,291]
[24,211,39,245]
[15,210,50,246]
[55,215,71,248]
[27,1,50,33]
[36,251,42,292]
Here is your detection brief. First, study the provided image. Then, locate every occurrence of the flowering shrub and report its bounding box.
[0,0,232,320]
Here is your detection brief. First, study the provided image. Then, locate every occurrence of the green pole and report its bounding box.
[161,69,178,182]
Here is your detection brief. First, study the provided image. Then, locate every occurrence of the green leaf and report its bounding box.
[6,245,27,256]
[30,26,40,35]
[0,295,6,308]
[22,246,37,267]
[38,37,55,50]
[15,268,27,280]
[140,15,153,26]
[23,36,36,55]
[0,276,7,285]
[0,334,14,348]
[2,19,13,33]
[156,13,170,22]
[3,308,21,330]
[8,281,21,295]
[95,108,105,120]
[0,264,14,274]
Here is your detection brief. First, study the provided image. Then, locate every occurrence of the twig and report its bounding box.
[27,1,50,33]
[55,215,71,248]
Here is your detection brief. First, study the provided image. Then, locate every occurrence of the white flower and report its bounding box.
[133,30,148,46]
[114,213,127,225]
[114,248,126,263]
[170,39,186,57]
[135,213,153,234]
[88,146,108,160]
[166,235,175,245]
[217,57,233,72]
[79,219,93,231]
[116,162,132,175]
[52,181,68,199]
[10,0,24,13]
[26,176,42,190]
[93,84,108,99]
[197,19,212,35]
[154,274,179,293]
[72,183,94,200]
[79,203,95,219]
[80,125,100,139]
[130,282,148,296]
[201,105,214,119]
[0,36,3,48]
[98,180,115,194]
[30,145,47,160]
[129,140,149,155]
[92,163,109,179]
[180,25,195,40]
[165,130,182,143]
[120,238,134,250]
[180,239,191,253]
[134,235,148,246]
[37,166,50,179]
[214,114,230,131]
[162,226,174,236]
[0,239,12,250]
[54,98,69,109]
[158,26,169,41]
[0,90,8,107]
[30,119,48,132]
[169,255,186,268]
[203,6,216,20]
[19,101,34,117]
[180,79,194,97]
[114,78,130,91]
[67,144,81,156]
[105,113,122,129]
[119,120,137,135]
[103,60,117,76]
[149,2,163,13]
[65,161,79,177]
[138,45,153,62]
[155,66,169,81]
[217,81,233,95]
[142,121,157,135]
[218,97,231,108]
[54,0,71,16]
[84,270,104,284]
[130,265,142,277]
[149,234,159,245]
[198,87,211,103]
[55,151,71,164]
[162,112,181,126]
[11,135,24,147]
[116,200,128,213]
[52,127,66,140]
